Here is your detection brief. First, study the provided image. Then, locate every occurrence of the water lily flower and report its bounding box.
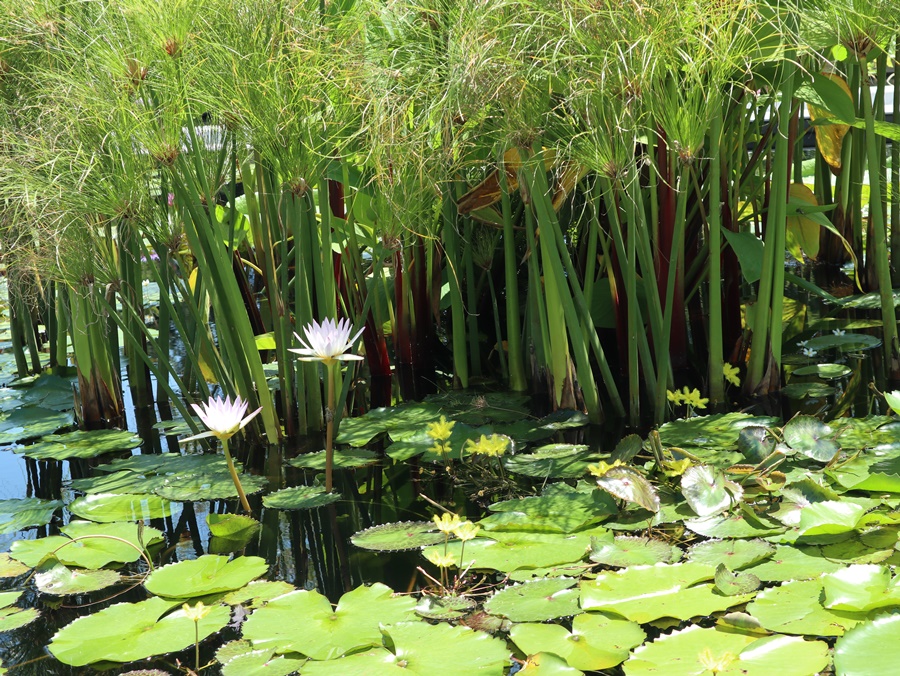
[802,347,817,357]
[182,601,212,622]
[433,512,462,534]
[797,340,808,347]
[290,317,364,365]
[181,395,262,442]
[832,329,846,336]
[452,521,480,541]
[723,363,741,387]
[426,415,455,443]
[425,550,457,568]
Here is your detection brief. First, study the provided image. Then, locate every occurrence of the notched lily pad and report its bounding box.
[68,493,172,523]
[19,429,141,460]
[589,535,681,568]
[714,563,761,596]
[783,415,840,462]
[287,448,377,470]
[0,497,62,535]
[0,407,74,444]
[144,555,268,598]
[35,562,122,596]
[484,577,581,622]
[351,521,444,551]
[262,486,340,510]
[686,538,774,570]
[415,594,476,620]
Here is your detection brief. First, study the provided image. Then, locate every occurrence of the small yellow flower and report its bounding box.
[723,363,741,387]
[662,458,692,477]
[426,415,455,443]
[425,550,457,568]
[684,388,709,410]
[452,521,480,541]
[465,434,511,457]
[182,601,212,622]
[433,512,462,534]
[587,459,624,477]
[667,389,684,405]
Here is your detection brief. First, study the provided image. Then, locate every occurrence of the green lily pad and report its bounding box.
[414,594,476,620]
[781,382,837,399]
[581,563,753,623]
[623,626,830,676]
[155,470,268,502]
[72,453,235,494]
[681,465,743,517]
[783,416,840,462]
[4,374,75,411]
[351,521,445,552]
[0,497,62,534]
[0,553,30,578]
[221,581,296,610]
[685,510,785,539]
[658,413,779,449]
[518,652,584,675]
[385,424,483,462]
[48,596,230,667]
[484,484,615,534]
[426,390,531,425]
[19,429,141,460]
[747,578,866,636]
[822,564,900,612]
[207,513,261,540]
[0,591,39,631]
[336,404,442,446]
[589,535,681,568]
[242,583,417,660]
[795,500,866,538]
[484,578,581,622]
[10,521,163,569]
[611,435,644,463]
[511,611,645,672]
[595,467,660,512]
[686,539,774,570]
[262,486,340,510]
[793,363,853,379]
[300,621,509,676]
[288,448,378,469]
[504,445,597,479]
[0,407,73,444]
[145,555,268,598]
[221,648,306,676]
[714,563,761,596]
[737,427,776,463]
[744,544,844,581]
[834,614,900,676]
[68,493,172,523]
[35,562,122,596]
[805,332,880,351]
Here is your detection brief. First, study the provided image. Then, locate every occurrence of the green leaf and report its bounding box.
[207,513,261,540]
[336,404,442,446]
[782,416,840,462]
[685,511,785,539]
[414,594,476,620]
[517,652,584,676]
[744,544,844,581]
[242,583,417,660]
[351,521,445,552]
[714,563,761,596]
[221,581,296,610]
[747,578,866,636]
[0,407,74,444]
[595,468,660,512]
[681,465,743,517]
[10,521,162,569]
[483,578,581,622]
[35,562,122,596]
[484,484,615,534]
[796,72,855,123]
[221,648,306,676]
[504,445,597,478]
[511,612,645,671]
[589,535,681,568]
[262,486,340,510]
[68,493,172,523]
[144,555,268,598]
[300,621,509,676]
[796,500,866,538]
[287,448,377,469]
[0,603,39,632]
[723,229,763,284]
[0,553,30,578]
[822,564,900,612]
[0,497,62,534]
[686,539,774,570]
[659,413,780,449]
[19,429,141,460]
[155,470,268,502]
[737,427,776,464]
[48,597,230,666]
[793,363,852,379]
[834,614,900,676]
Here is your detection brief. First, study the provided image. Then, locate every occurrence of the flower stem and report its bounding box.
[194,620,200,673]
[325,362,336,492]
[222,437,252,514]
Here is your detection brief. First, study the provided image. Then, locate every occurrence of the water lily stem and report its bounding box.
[222,437,252,514]
[194,620,200,673]
[325,362,336,492]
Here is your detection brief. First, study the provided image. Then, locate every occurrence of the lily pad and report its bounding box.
[0,600,39,632]
[805,332,880,352]
[155,470,268,502]
[781,382,837,399]
[484,484,615,534]
[300,620,509,676]
[48,596,230,667]
[415,594,476,620]
[0,407,74,444]
[658,413,779,449]
[0,553,30,578]
[511,611,645,671]
[783,416,840,462]
[589,535,681,568]
[484,578,581,622]
[10,521,163,569]
[221,581,297,609]
[145,555,268,598]
[288,448,378,469]
[351,521,445,552]
[262,486,340,510]
[242,583,417,660]
[744,544,844,581]
[685,510,785,539]
[68,493,172,523]
[681,465,743,517]
[35,562,122,596]
[207,513,261,540]
[19,429,141,460]
[686,539,774,570]
[834,614,900,676]
[623,625,830,675]
[0,497,62,534]
[221,648,306,676]
[595,467,660,512]
[747,578,866,636]
[504,445,597,479]
[335,404,442,446]
[822,564,900,612]
[518,652,585,676]
[714,563,761,596]
[737,427,776,463]
[793,363,852,379]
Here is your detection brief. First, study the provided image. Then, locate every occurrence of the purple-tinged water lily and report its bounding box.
[181,395,262,442]
[290,317,364,365]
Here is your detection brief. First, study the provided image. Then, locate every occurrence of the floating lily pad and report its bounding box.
[300,620,510,676]
[589,535,681,568]
[242,583,417,660]
[747,578,866,636]
[504,445,597,479]
[611,435,644,463]
[155,470,268,502]
[793,363,853,379]
[207,513,261,540]
[0,554,30,578]
[658,413,779,449]
[0,590,39,631]
[221,581,296,609]
[623,625,830,675]
[385,424,483,462]
[19,429,141,460]
[681,465,743,517]
[795,500,866,539]
[35,562,122,596]
[0,407,74,444]
[484,484,616,534]
[414,594,476,620]
[783,416,840,462]
[511,611,645,672]
[686,539,774,570]
[220,648,306,676]
[5,374,75,411]
[737,427,776,463]
[68,493,172,523]
[834,614,900,676]
[48,596,230,667]
[685,511,785,539]
[581,563,752,623]
[288,448,378,469]
[595,467,660,512]
[714,563,761,595]
[351,521,445,552]
[10,521,163,569]
[518,652,585,675]
[805,332,880,352]
[781,382,837,399]
[72,453,232,494]
[145,555,268,598]
[0,497,62,535]
[822,564,900,612]
[484,578,581,622]
[262,486,340,510]
[744,544,843,581]
[336,404,442,446]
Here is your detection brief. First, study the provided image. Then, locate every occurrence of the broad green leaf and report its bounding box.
[0,554,30,578]
[221,648,306,676]
[804,332,881,352]
[511,612,645,671]
[155,470,268,502]
[336,404,442,446]
[10,521,162,569]
[822,564,900,612]
[595,467,659,512]
[351,521,444,552]
[744,544,844,581]
[207,513,260,540]
[300,621,509,676]
[48,596,229,666]
[659,413,780,449]
[483,578,581,622]
[19,429,141,460]
[796,500,866,538]
[68,493,171,523]
[242,583,417,660]
[0,497,62,535]
[262,486,340,510]
[834,614,900,676]
[287,448,377,469]
[0,604,39,632]
[793,363,852,379]
[414,594,476,620]
[589,535,681,568]
[782,416,839,462]
[685,511,785,539]
[518,652,584,676]
[484,484,615,534]
[0,407,73,444]
[714,563,760,596]
[35,562,121,596]
[144,555,268,598]
[723,229,763,283]
[747,578,866,636]
[504,446,597,478]
[681,465,743,517]
[737,427,776,463]
[686,539,774,570]
[221,581,296,610]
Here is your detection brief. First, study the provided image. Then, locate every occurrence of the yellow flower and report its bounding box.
[662,458,692,477]
[465,434,511,457]
[666,389,684,405]
[723,363,741,387]
[182,601,212,622]
[684,388,709,410]
[433,512,462,534]
[425,550,457,568]
[426,415,455,443]
[452,521,480,541]
[587,459,624,477]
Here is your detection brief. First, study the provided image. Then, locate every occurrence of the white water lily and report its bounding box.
[290,317,364,365]
[181,395,262,442]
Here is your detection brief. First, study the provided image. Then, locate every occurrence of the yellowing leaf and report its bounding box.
[808,72,851,171]
[785,183,820,261]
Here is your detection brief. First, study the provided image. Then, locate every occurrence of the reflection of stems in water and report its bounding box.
[222,437,252,514]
